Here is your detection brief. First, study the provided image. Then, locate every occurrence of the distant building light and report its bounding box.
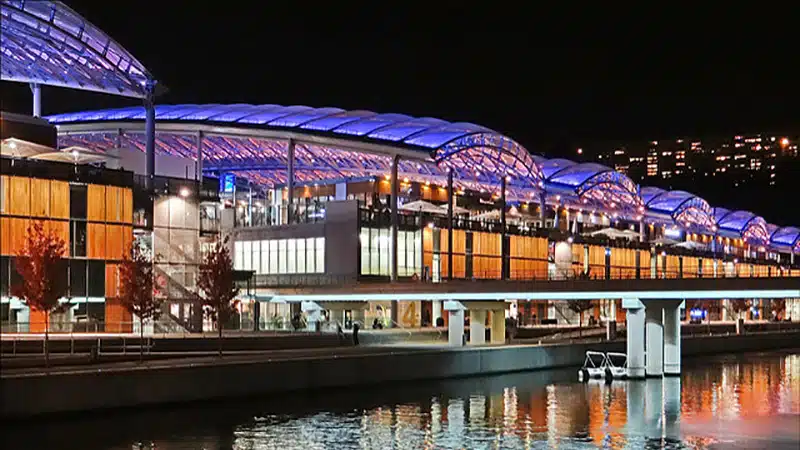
[180,187,191,198]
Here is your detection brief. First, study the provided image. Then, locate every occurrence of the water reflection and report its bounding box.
[3,351,798,449]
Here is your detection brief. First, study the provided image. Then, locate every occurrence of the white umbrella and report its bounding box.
[674,240,707,251]
[587,227,632,240]
[400,200,446,215]
[31,146,114,164]
[650,237,680,246]
[440,203,470,214]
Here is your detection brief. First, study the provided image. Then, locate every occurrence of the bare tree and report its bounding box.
[197,235,240,357]
[118,243,161,362]
[568,300,595,337]
[11,221,69,367]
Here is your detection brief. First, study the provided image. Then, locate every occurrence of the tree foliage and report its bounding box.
[568,300,594,316]
[729,299,751,314]
[11,221,69,319]
[119,242,161,360]
[198,235,240,355]
[10,221,69,366]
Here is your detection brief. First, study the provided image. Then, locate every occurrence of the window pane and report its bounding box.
[87,260,105,297]
[242,241,252,271]
[315,237,325,273]
[398,231,407,276]
[297,238,306,273]
[69,184,87,219]
[306,238,315,273]
[260,240,269,275]
[70,260,87,298]
[359,230,369,275]
[234,241,243,270]
[0,256,8,296]
[251,240,260,274]
[287,239,297,273]
[278,240,287,274]
[269,240,278,274]
[72,221,87,257]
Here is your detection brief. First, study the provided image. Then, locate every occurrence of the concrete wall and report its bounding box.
[3,331,798,419]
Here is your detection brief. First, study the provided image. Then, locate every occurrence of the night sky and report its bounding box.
[4,4,797,148]
[2,3,799,225]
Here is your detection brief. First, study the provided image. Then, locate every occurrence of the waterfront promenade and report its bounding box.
[2,328,798,419]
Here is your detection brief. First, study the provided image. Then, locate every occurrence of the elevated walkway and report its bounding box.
[264,276,800,301]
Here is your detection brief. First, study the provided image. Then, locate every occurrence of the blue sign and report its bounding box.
[222,173,235,193]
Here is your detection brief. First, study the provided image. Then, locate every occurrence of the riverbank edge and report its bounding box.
[2,331,798,419]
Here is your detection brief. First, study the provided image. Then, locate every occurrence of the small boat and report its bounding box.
[577,351,628,382]
[605,352,628,379]
[578,351,608,382]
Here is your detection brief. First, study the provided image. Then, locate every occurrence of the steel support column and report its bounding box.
[390,155,400,327]
[144,88,156,192]
[286,138,296,223]
[500,176,508,280]
[196,131,204,181]
[30,83,41,117]
[538,190,547,226]
[447,170,454,281]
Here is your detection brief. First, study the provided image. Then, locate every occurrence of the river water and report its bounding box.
[5,350,799,449]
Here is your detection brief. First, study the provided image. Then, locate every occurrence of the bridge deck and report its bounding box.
[263,277,800,301]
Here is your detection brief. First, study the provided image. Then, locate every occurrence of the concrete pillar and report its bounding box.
[624,298,645,379]
[663,301,682,375]
[432,301,442,326]
[490,309,505,344]
[645,305,664,377]
[639,220,645,242]
[469,310,486,345]
[448,309,465,346]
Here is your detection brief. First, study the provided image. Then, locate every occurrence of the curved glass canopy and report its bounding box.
[715,209,770,244]
[641,187,715,230]
[771,226,800,252]
[48,104,543,196]
[1,0,152,98]
[530,156,641,211]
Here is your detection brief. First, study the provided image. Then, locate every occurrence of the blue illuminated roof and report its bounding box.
[48,103,543,194]
[713,208,732,224]
[547,162,612,187]
[644,190,698,213]
[717,210,760,233]
[1,0,154,98]
[771,227,800,247]
[47,104,510,153]
[531,157,577,180]
[641,187,667,205]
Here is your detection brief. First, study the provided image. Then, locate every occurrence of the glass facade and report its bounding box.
[359,228,421,277]
[234,238,325,274]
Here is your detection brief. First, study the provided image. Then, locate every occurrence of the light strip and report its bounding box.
[264,289,800,303]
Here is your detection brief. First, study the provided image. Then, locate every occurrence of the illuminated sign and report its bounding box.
[222,173,235,193]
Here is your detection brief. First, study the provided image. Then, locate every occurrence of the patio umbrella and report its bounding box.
[400,200,446,215]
